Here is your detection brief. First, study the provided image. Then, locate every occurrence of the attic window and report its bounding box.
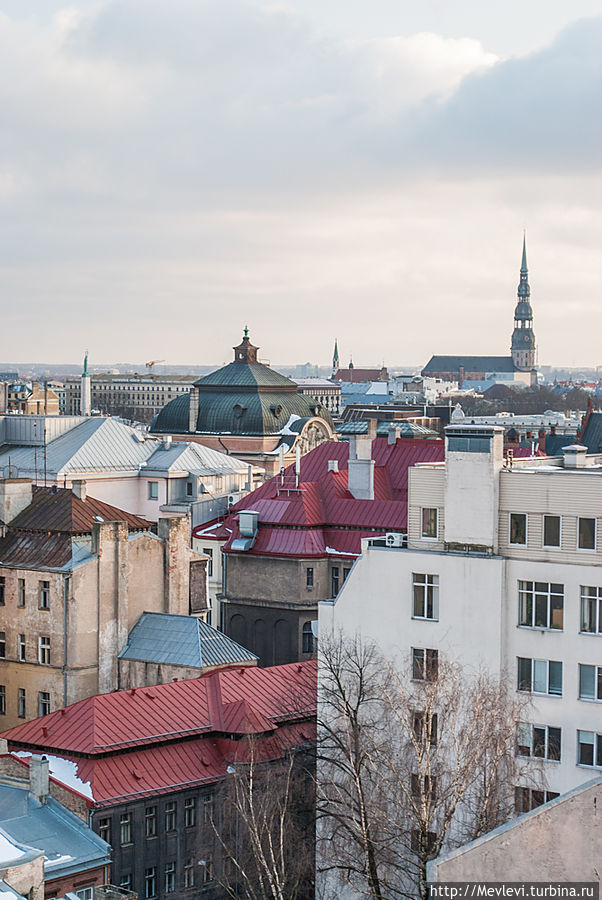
[233,404,247,418]
[270,404,282,417]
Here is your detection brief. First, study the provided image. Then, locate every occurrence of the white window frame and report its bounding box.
[38,636,50,665]
[516,722,561,761]
[421,507,438,540]
[579,664,602,701]
[577,730,602,768]
[518,581,564,631]
[517,657,562,696]
[412,573,439,621]
[148,481,159,501]
[542,515,561,549]
[578,517,597,552]
[509,512,527,546]
[580,585,602,634]
[412,647,438,682]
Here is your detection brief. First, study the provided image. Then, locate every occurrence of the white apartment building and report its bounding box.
[320,424,602,800]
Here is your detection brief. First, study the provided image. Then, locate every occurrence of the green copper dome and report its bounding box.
[151,331,334,437]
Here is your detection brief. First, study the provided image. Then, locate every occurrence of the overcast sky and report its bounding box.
[1,1,601,368]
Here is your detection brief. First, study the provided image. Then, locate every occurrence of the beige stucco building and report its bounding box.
[0,480,206,728]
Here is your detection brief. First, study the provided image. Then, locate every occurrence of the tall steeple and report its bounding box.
[80,349,91,416]
[511,234,536,373]
[332,339,339,378]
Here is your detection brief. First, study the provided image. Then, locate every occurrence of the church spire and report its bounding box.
[332,339,339,377]
[511,234,536,377]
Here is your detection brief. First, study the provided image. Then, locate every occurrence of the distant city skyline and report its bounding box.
[0,1,600,365]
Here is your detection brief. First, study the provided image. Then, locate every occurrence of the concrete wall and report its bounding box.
[0,854,44,900]
[429,779,602,882]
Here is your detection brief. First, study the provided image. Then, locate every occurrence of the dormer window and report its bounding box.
[233,404,247,418]
[270,404,282,418]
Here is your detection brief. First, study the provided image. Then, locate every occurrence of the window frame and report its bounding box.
[578,664,602,701]
[577,730,602,768]
[17,688,26,719]
[17,578,25,608]
[0,632,5,659]
[412,647,439,682]
[302,621,314,654]
[421,507,438,540]
[38,635,51,665]
[542,515,561,549]
[184,859,195,889]
[145,805,157,838]
[202,548,214,578]
[578,517,597,551]
[0,685,5,716]
[0,577,4,606]
[518,581,564,631]
[39,580,50,610]
[164,800,177,832]
[164,862,176,894]
[120,812,132,846]
[98,817,111,845]
[145,866,157,899]
[412,573,439,621]
[306,567,314,589]
[509,512,527,546]
[331,566,340,597]
[18,633,26,661]
[148,481,159,501]
[38,691,50,717]
[184,797,196,828]
[580,585,602,634]
[517,657,563,696]
[516,722,561,761]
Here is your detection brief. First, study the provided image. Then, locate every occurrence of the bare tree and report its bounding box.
[317,634,542,900]
[209,738,315,900]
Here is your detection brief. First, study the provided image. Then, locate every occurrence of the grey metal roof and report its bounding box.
[0,783,110,880]
[144,441,251,475]
[195,361,298,390]
[336,421,438,437]
[422,355,516,374]
[118,612,258,668]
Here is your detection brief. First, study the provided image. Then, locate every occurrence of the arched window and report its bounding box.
[302,621,314,655]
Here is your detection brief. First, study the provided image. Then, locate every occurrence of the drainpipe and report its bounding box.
[62,574,71,707]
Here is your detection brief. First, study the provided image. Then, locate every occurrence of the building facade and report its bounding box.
[64,374,197,422]
[320,425,602,805]
[0,481,206,727]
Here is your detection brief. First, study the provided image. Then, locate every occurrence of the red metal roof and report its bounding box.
[193,437,444,558]
[1,662,316,807]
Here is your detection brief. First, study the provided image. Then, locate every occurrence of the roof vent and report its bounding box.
[327,459,339,473]
[563,444,587,468]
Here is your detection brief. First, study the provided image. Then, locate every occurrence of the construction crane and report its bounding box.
[145,359,165,370]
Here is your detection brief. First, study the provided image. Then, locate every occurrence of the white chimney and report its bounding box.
[328,459,339,473]
[347,421,376,501]
[72,480,87,501]
[563,444,587,469]
[388,425,400,445]
[0,479,33,524]
[29,755,50,805]
[162,436,172,451]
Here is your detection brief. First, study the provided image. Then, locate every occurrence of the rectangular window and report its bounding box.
[579,517,596,551]
[518,581,564,630]
[412,711,438,746]
[148,481,159,501]
[515,786,559,814]
[186,481,193,496]
[75,888,93,900]
[18,579,25,607]
[18,634,26,661]
[411,773,437,801]
[145,805,157,837]
[331,566,340,596]
[184,797,196,827]
[421,507,438,539]
[203,793,214,825]
[98,817,111,844]
[0,577,4,605]
[0,686,5,715]
[516,722,561,761]
[576,730,602,767]
[184,859,195,888]
[510,513,527,545]
[145,866,157,899]
[38,636,50,665]
[343,567,351,582]
[202,548,214,578]
[543,515,561,548]
[581,585,602,633]
[120,812,132,845]
[202,853,214,884]
[17,688,26,718]
[412,648,438,682]
[38,691,50,717]
[517,658,562,696]
[165,800,176,832]
[0,632,5,659]
[412,574,439,621]
[120,875,132,891]
[579,664,602,701]
[39,580,50,610]
[165,862,176,894]
[306,567,314,589]
[410,829,438,856]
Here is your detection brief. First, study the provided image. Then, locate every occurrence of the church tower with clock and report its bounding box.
[511,235,537,377]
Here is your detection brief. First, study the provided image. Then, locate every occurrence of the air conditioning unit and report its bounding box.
[228,494,238,507]
[385,532,405,548]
